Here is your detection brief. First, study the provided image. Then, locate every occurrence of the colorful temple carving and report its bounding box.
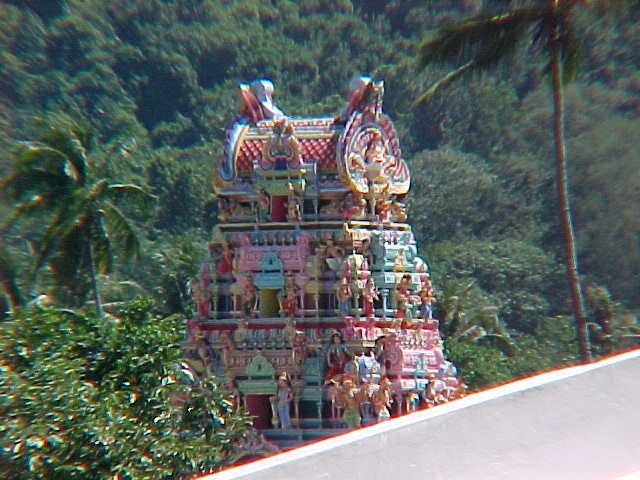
[184,77,463,431]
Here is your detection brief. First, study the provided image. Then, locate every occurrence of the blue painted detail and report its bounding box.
[254,251,284,289]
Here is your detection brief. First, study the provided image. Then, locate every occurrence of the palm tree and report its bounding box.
[2,124,154,316]
[416,0,606,361]
[437,280,516,356]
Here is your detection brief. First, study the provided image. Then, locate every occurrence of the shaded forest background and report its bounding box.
[1,0,639,392]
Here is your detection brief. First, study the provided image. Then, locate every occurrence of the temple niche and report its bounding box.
[183,77,464,433]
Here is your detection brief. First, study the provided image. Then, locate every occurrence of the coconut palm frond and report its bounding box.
[89,215,113,275]
[13,143,70,172]
[2,168,71,204]
[106,184,157,212]
[102,203,141,262]
[477,305,507,333]
[478,333,517,356]
[32,197,90,278]
[458,324,487,342]
[47,221,89,289]
[413,61,476,106]
[38,127,88,184]
[85,179,111,202]
[419,8,548,70]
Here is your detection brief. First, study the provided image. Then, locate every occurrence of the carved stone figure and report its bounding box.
[241,273,257,317]
[215,241,234,276]
[325,332,351,380]
[257,189,270,222]
[234,317,249,344]
[292,330,308,367]
[393,274,412,319]
[324,238,344,271]
[279,288,296,319]
[261,119,301,170]
[372,378,391,422]
[390,200,408,222]
[419,283,435,320]
[286,183,302,222]
[393,247,408,273]
[275,373,293,429]
[337,283,352,316]
[338,379,361,428]
[342,191,367,219]
[362,277,379,317]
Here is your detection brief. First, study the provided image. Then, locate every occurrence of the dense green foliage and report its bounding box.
[0,299,252,479]
[1,0,639,471]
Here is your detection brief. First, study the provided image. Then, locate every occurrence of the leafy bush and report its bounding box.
[0,299,251,479]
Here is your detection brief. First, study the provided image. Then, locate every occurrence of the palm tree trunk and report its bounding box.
[87,241,103,317]
[550,11,591,362]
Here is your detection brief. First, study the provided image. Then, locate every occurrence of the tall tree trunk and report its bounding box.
[550,10,591,362]
[87,241,103,317]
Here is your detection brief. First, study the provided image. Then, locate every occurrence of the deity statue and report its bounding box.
[241,273,257,317]
[371,377,391,422]
[358,237,374,266]
[357,348,381,384]
[188,335,214,379]
[393,247,408,273]
[325,379,342,422]
[324,237,344,271]
[405,390,420,413]
[338,379,361,428]
[390,200,408,222]
[279,273,298,318]
[214,241,234,276]
[279,289,297,319]
[239,79,285,123]
[261,119,301,170]
[361,277,379,317]
[234,317,249,344]
[336,283,352,316]
[275,373,293,429]
[291,330,308,367]
[377,198,392,223]
[286,183,302,222]
[393,274,413,319]
[320,199,342,216]
[325,332,351,380]
[257,189,270,223]
[189,277,211,319]
[419,282,436,320]
[341,191,367,219]
[348,130,392,219]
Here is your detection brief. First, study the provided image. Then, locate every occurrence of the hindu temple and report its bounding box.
[184,77,463,440]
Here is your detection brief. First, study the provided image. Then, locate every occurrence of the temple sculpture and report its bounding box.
[183,77,464,431]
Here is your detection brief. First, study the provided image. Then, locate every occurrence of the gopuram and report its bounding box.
[184,77,463,432]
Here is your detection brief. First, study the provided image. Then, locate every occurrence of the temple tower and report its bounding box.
[184,77,462,431]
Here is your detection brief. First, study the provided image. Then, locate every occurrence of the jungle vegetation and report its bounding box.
[1,0,638,477]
